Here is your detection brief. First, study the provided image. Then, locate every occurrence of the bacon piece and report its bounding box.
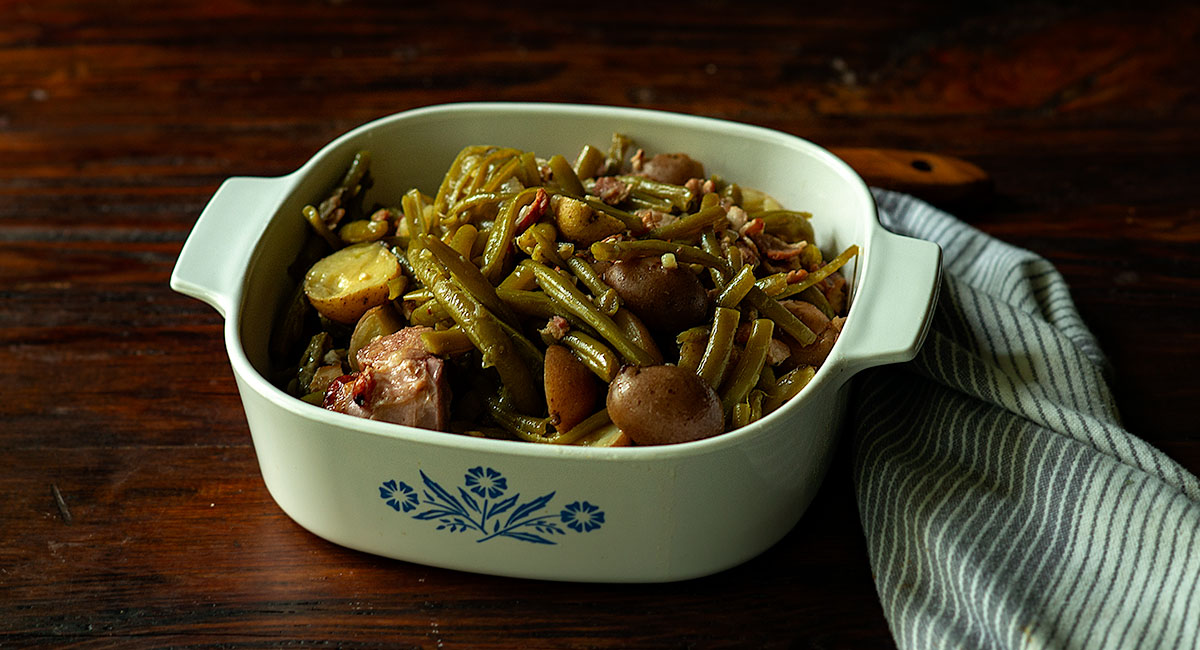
[591,176,631,205]
[513,187,549,234]
[323,326,451,431]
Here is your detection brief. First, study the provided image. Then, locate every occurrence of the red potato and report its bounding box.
[544,344,599,433]
[606,365,724,445]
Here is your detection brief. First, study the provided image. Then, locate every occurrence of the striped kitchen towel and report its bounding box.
[853,190,1200,650]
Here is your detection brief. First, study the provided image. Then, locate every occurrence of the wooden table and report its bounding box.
[4,2,1197,647]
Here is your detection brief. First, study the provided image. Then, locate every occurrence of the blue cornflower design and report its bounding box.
[560,501,605,532]
[464,466,507,499]
[379,479,418,512]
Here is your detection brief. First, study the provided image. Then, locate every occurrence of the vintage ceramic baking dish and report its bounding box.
[171,102,941,582]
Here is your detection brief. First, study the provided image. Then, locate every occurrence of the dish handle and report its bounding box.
[170,176,286,319]
[837,229,942,376]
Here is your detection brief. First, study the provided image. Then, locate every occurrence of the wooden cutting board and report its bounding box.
[830,147,992,206]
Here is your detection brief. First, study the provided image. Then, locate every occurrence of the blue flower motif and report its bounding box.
[464,466,507,499]
[379,479,418,512]
[560,501,605,533]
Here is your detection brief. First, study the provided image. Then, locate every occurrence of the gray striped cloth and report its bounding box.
[853,190,1200,650]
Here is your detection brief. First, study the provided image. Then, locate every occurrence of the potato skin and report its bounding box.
[601,257,709,333]
[606,365,724,445]
[544,344,598,433]
[303,242,401,324]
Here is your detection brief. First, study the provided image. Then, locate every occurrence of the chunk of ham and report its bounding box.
[323,326,451,431]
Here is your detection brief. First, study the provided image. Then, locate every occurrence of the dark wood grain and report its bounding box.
[3,1,1198,647]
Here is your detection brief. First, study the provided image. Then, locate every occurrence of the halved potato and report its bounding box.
[303,242,402,324]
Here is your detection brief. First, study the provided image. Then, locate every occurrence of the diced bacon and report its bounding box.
[323,326,451,431]
[513,187,549,233]
[540,315,571,341]
[637,208,676,230]
[591,176,631,205]
[752,231,808,260]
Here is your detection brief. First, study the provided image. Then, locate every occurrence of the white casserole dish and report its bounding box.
[171,102,941,582]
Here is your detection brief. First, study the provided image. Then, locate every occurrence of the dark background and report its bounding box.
[3,1,1197,647]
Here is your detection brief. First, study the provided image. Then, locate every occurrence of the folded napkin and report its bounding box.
[853,190,1200,650]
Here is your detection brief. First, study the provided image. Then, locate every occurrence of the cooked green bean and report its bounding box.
[720,318,774,414]
[616,175,693,212]
[480,186,541,283]
[777,245,860,298]
[589,239,731,274]
[764,365,816,413]
[676,325,709,372]
[744,287,816,346]
[612,308,662,365]
[573,144,605,180]
[520,259,657,366]
[303,205,343,249]
[549,154,586,197]
[422,234,521,329]
[696,307,739,388]
[421,327,474,356]
[485,395,551,443]
[648,204,726,241]
[716,264,757,308]
[555,331,620,382]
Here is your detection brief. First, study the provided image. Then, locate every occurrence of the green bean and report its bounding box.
[555,331,620,382]
[485,395,551,443]
[748,389,765,423]
[699,229,729,289]
[744,287,816,346]
[449,223,479,259]
[731,401,751,429]
[617,175,693,212]
[401,188,428,239]
[303,205,343,249]
[422,234,521,328]
[410,239,540,413]
[498,262,537,291]
[480,186,540,284]
[755,210,814,243]
[433,145,491,216]
[582,197,645,233]
[520,259,656,366]
[336,150,371,195]
[754,271,790,297]
[696,307,739,388]
[776,245,860,298]
[566,257,620,316]
[800,285,836,319]
[446,191,505,225]
[420,327,474,356]
[590,239,731,275]
[573,144,605,180]
[676,325,709,372]
[716,264,757,308]
[496,287,597,336]
[763,365,816,413]
[647,204,726,241]
[552,408,613,445]
[613,308,662,365]
[549,154,586,197]
[603,133,633,175]
[482,156,522,192]
[430,275,541,414]
[295,331,332,396]
[522,222,568,267]
[720,318,774,414]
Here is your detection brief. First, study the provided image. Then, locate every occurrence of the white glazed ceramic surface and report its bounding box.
[171,102,941,582]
